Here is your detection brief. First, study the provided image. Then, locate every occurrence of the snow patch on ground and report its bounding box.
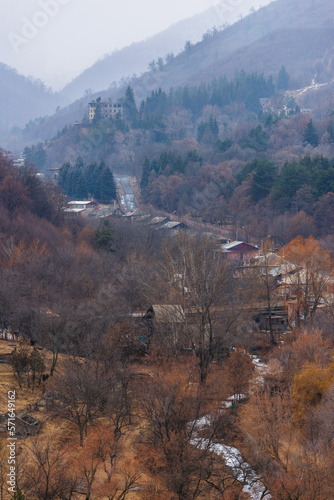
[221,394,246,408]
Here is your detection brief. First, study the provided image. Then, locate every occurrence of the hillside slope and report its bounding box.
[187,27,334,88]
[58,0,272,105]
[59,0,334,107]
[0,63,56,129]
[3,0,334,152]
[129,0,334,99]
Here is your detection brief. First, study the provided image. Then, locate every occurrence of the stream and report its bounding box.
[191,356,271,499]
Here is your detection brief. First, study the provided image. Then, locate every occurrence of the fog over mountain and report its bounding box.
[0,0,272,133]
[0,63,56,129]
[126,0,334,99]
[1,0,270,91]
[2,0,334,150]
[57,0,272,105]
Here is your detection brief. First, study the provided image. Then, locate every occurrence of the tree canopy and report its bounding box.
[58,159,116,203]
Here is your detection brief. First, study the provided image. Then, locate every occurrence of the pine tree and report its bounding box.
[241,125,268,151]
[251,158,278,202]
[95,219,116,251]
[303,119,319,147]
[209,115,219,137]
[75,156,85,169]
[95,167,117,204]
[216,138,233,152]
[197,122,207,142]
[84,162,98,196]
[277,65,290,90]
[75,174,88,200]
[68,169,80,198]
[140,158,152,191]
[123,86,138,126]
[58,162,71,194]
[23,144,46,169]
[272,160,308,208]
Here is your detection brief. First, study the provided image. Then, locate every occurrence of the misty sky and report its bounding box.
[1,0,262,91]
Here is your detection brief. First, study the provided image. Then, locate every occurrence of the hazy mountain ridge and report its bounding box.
[0,63,56,129]
[57,0,271,105]
[0,0,266,139]
[3,0,334,152]
[56,8,222,106]
[128,0,334,95]
[58,0,334,110]
[187,27,334,88]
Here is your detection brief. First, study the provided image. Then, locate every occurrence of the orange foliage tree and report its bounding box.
[240,388,292,467]
[70,425,148,500]
[279,236,333,326]
[138,367,240,498]
[225,347,254,400]
[292,361,334,424]
[290,329,332,371]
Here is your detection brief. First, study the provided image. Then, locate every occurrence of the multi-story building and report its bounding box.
[89,98,123,122]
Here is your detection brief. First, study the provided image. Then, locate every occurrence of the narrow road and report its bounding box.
[114,174,137,212]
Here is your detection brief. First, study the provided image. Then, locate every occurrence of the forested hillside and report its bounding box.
[41,65,334,248]
[58,0,271,105]
[3,0,334,154]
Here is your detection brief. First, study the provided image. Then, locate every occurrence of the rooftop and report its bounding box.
[224,241,259,251]
[68,200,96,206]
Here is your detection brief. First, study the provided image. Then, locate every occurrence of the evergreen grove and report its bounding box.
[116,71,277,135]
[141,152,334,211]
[58,158,117,203]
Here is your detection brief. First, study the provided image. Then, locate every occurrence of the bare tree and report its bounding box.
[149,233,246,381]
[20,435,77,500]
[138,368,240,498]
[97,461,145,500]
[225,347,254,401]
[51,359,109,445]
[74,450,99,500]
[94,427,121,483]
[249,251,284,345]
[240,388,292,469]
[36,307,69,376]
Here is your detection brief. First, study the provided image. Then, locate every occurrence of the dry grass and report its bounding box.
[0,340,73,414]
[0,344,240,499]
[0,341,160,499]
[0,340,42,414]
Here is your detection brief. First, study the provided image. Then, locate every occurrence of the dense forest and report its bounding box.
[39,67,334,250]
[58,159,117,203]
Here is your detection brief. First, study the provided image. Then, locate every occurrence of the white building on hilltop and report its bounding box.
[89,98,123,122]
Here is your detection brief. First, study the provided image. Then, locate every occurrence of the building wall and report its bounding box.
[89,100,123,122]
